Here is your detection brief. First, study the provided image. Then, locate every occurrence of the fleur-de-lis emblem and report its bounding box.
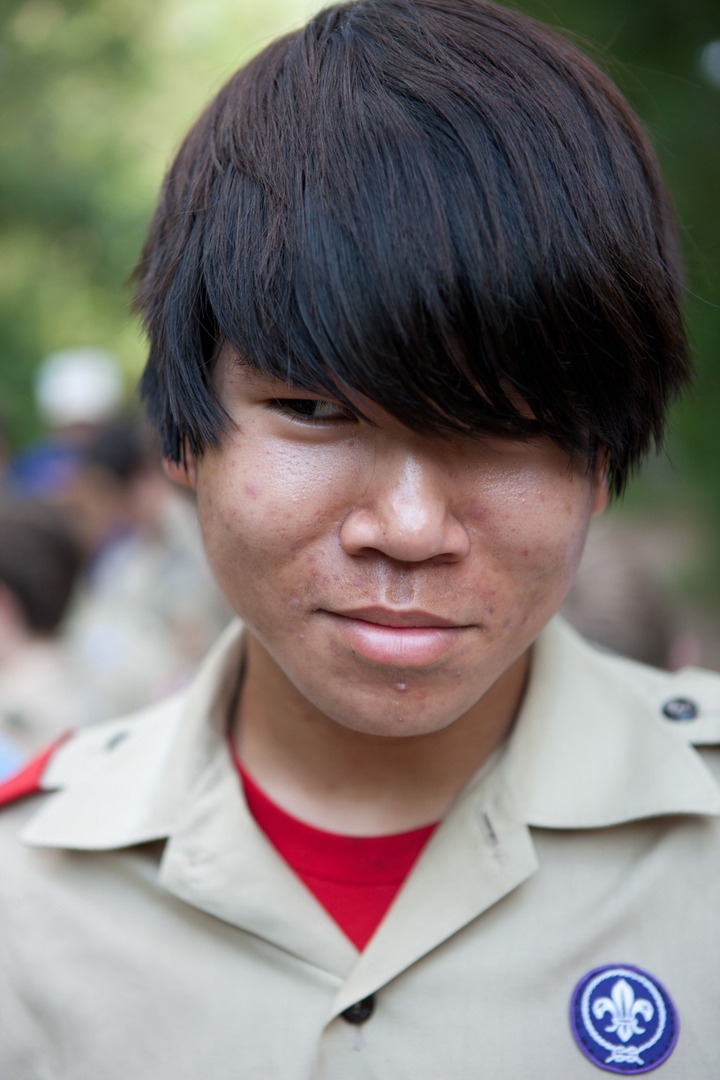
[592,977,654,1043]
[571,965,678,1073]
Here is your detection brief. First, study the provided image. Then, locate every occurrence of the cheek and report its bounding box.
[198,473,292,576]
[468,468,594,584]
[195,445,353,604]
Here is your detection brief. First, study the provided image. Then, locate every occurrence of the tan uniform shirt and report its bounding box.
[1,619,719,1079]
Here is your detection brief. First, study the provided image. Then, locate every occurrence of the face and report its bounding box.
[169,348,607,739]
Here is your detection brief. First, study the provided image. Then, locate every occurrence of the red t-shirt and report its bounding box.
[229,741,437,950]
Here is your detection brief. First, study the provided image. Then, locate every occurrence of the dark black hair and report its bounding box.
[133,0,690,496]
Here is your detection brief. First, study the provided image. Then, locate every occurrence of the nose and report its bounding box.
[339,449,471,564]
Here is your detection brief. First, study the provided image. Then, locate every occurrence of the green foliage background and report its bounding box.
[1,0,718,574]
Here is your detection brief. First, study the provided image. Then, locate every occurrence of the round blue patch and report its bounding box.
[570,965,679,1074]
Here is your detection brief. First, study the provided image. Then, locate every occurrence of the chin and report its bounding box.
[323,694,470,740]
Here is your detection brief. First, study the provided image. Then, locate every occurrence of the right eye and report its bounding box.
[269,398,357,423]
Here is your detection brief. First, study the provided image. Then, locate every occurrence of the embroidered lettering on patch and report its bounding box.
[569,965,678,1074]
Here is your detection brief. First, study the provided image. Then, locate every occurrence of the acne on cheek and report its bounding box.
[286,551,336,594]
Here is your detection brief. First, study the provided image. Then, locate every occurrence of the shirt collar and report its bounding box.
[22,621,245,850]
[500,618,720,828]
[21,617,720,852]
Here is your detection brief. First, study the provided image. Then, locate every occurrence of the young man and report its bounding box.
[2,1,718,1075]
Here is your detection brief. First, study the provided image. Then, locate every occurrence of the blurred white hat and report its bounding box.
[35,348,124,427]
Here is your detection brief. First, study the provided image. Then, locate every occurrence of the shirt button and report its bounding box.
[661,697,699,721]
[341,995,375,1024]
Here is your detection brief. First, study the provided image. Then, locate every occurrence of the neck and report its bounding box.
[232,636,529,835]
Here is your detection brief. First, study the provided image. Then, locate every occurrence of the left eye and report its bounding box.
[270,398,355,422]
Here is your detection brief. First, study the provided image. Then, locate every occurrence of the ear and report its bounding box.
[162,455,196,490]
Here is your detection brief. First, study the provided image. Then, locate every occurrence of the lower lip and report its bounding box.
[328,616,465,666]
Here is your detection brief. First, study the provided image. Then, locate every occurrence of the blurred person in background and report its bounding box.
[562,518,707,672]
[0,499,89,767]
[5,346,124,499]
[59,416,231,719]
[5,352,229,721]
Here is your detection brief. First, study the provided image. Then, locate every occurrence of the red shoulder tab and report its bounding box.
[0,733,72,807]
